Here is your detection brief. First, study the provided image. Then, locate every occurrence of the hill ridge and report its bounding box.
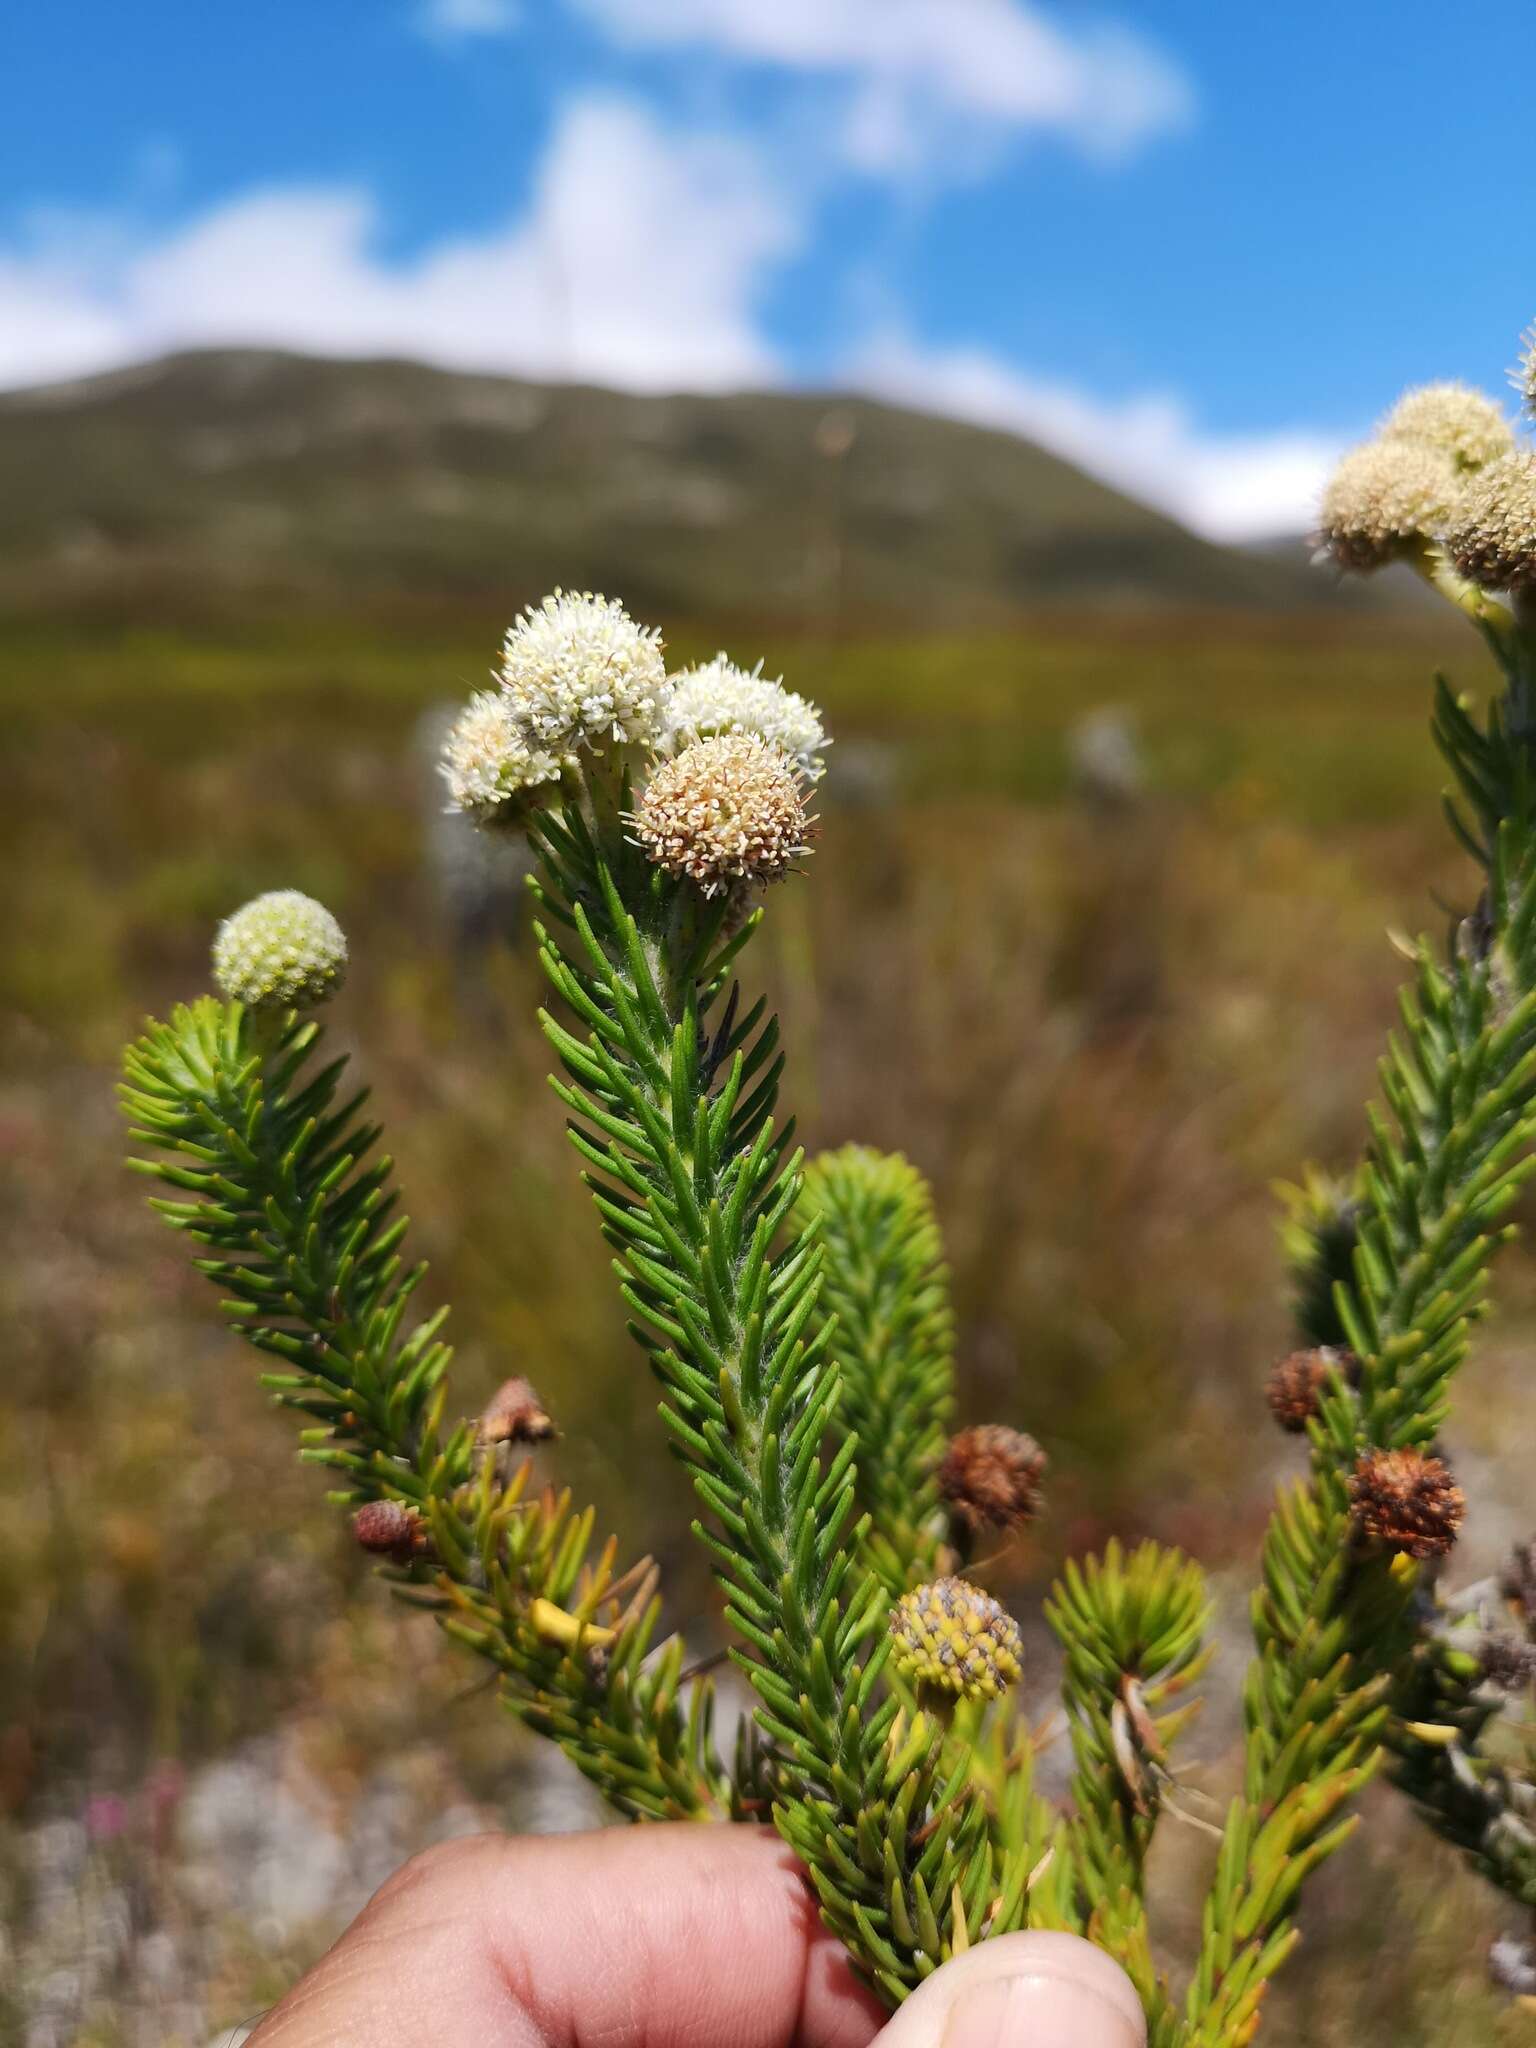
[0,347,1368,621]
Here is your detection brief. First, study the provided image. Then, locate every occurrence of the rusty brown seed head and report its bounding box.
[1265,1346,1355,1433]
[352,1499,427,1561]
[479,1375,556,1446]
[938,1425,1047,1534]
[1348,1448,1465,1560]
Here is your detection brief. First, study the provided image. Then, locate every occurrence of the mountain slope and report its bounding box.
[0,349,1366,621]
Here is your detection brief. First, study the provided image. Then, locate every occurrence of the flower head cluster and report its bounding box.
[499,590,666,752]
[440,690,565,823]
[661,654,828,781]
[212,891,348,1011]
[1443,451,1536,593]
[889,1576,1022,1700]
[1348,1447,1465,1559]
[1380,382,1513,471]
[938,1425,1047,1533]
[632,733,812,896]
[1316,440,1460,573]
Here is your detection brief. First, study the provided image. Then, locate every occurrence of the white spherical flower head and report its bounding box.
[1316,439,1460,574]
[1444,450,1536,593]
[213,891,348,1011]
[440,689,564,824]
[499,590,666,753]
[632,733,813,897]
[662,653,829,781]
[1379,382,1513,471]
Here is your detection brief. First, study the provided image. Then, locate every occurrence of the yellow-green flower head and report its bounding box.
[1379,381,1513,471]
[632,732,813,897]
[889,1576,1022,1700]
[661,654,829,782]
[440,689,565,824]
[498,590,666,753]
[212,891,347,1011]
[1444,450,1536,593]
[1316,439,1459,574]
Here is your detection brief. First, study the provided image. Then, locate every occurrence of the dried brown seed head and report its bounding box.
[1349,1447,1465,1559]
[1265,1346,1354,1433]
[479,1375,556,1445]
[938,1425,1047,1533]
[352,1499,427,1561]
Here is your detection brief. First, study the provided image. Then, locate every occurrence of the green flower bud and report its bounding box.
[212,890,348,1011]
[889,1576,1022,1701]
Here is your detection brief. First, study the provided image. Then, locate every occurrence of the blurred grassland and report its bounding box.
[3,605,1536,2044]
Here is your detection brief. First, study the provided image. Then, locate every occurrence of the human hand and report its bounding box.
[248,1824,1146,2047]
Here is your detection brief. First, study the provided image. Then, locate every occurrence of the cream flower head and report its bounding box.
[1316,439,1460,573]
[661,654,828,781]
[1379,382,1513,471]
[632,733,812,897]
[213,891,347,1011]
[1443,450,1536,593]
[499,590,667,752]
[440,690,565,823]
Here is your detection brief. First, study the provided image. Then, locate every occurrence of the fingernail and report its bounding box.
[943,1969,1143,2047]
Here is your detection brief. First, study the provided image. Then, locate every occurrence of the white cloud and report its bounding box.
[0,85,1335,544]
[414,0,521,41]
[0,97,796,395]
[0,252,128,390]
[850,333,1342,541]
[571,0,1194,167]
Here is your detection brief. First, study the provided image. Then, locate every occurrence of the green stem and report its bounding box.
[121,998,727,1820]
[532,822,1013,2000]
[795,1147,955,1597]
[1406,538,1517,656]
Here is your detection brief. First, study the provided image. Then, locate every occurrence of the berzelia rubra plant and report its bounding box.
[121,324,1536,2042]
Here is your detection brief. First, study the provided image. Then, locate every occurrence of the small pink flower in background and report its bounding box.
[85,1793,127,1843]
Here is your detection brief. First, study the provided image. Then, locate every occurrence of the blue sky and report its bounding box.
[2,0,1531,536]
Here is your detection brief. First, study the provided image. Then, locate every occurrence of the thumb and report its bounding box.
[874,1932,1146,2048]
